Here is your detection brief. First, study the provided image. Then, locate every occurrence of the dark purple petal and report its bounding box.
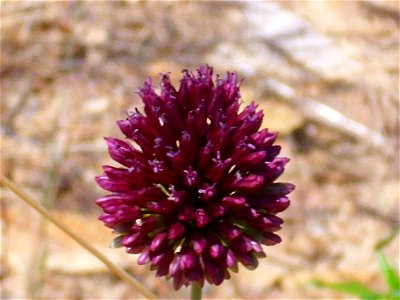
[186,267,204,283]
[177,205,196,221]
[202,256,225,285]
[198,142,213,170]
[250,214,283,232]
[96,188,166,211]
[217,223,241,240]
[147,201,176,215]
[229,207,260,222]
[168,222,186,240]
[262,232,282,246]
[207,202,226,217]
[122,187,167,205]
[210,243,225,258]
[208,236,225,258]
[235,151,267,169]
[232,235,254,253]
[192,234,207,254]
[95,195,124,209]
[179,130,199,161]
[180,248,198,270]
[155,266,169,277]
[168,190,189,204]
[152,249,174,269]
[126,244,147,254]
[198,183,216,201]
[222,196,247,207]
[138,248,151,265]
[261,182,295,196]
[183,167,200,187]
[227,174,264,192]
[195,208,211,228]
[104,137,146,168]
[98,214,118,228]
[172,272,185,290]
[235,252,258,270]
[169,255,181,276]
[251,129,278,148]
[122,232,148,247]
[261,157,290,182]
[264,145,281,162]
[254,196,290,213]
[131,215,160,233]
[166,150,187,171]
[249,239,263,253]
[95,175,131,193]
[150,232,168,252]
[114,207,142,223]
[225,249,238,269]
[207,158,233,182]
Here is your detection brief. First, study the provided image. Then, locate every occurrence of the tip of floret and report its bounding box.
[197,64,213,77]
[104,137,113,146]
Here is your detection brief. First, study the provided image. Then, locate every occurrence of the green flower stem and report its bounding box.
[0,175,158,300]
[191,282,202,300]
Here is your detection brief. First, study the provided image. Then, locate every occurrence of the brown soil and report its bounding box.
[1,1,398,299]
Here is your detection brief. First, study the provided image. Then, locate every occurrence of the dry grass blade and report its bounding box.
[361,0,400,22]
[0,10,46,29]
[0,175,158,300]
[263,78,388,151]
[28,127,71,298]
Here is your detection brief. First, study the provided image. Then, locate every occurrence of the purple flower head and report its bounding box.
[95,66,294,290]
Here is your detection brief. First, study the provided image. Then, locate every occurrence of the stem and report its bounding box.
[29,131,68,299]
[191,282,202,300]
[0,175,158,300]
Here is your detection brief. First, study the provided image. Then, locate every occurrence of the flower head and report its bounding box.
[95,66,294,289]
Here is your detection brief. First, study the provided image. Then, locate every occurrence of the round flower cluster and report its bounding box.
[96,66,294,289]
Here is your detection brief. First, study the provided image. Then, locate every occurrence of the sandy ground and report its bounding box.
[1,1,399,299]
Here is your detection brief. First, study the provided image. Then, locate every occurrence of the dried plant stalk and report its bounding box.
[0,175,158,300]
[263,78,388,150]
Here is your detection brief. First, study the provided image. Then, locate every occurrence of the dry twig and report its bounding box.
[263,78,388,151]
[0,175,158,300]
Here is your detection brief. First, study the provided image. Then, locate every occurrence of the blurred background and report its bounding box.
[1,1,399,299]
